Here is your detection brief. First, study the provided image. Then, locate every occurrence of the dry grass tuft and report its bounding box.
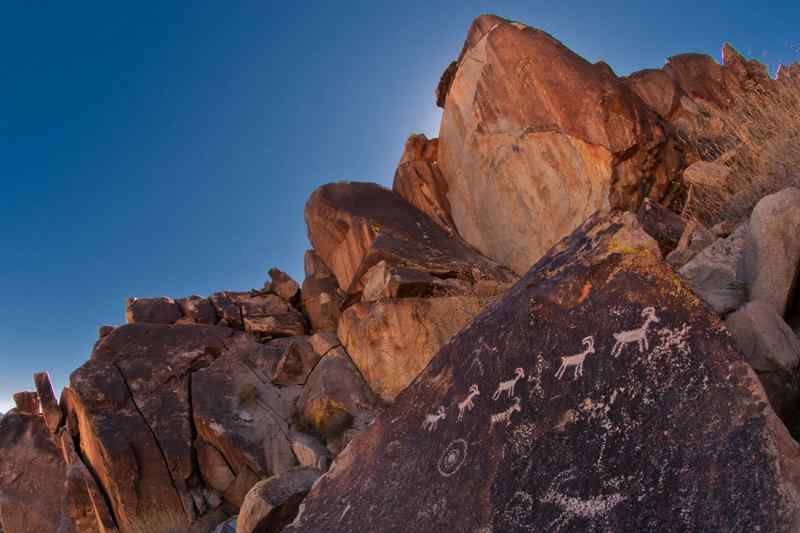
[680,79,800,225]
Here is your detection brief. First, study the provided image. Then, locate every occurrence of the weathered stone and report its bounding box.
[243,311,306,338]
[267,267,300,302]
[307,332,341,357]
[209,292,245,329]
[679,224,748,315]
[623,68,679,120]
[98,325,115,338]
[360,261,471,302]
[338,296,487,402]
[34,372,62,434]
[271,337,322,386]
[125,297,181,324]
[177,296,218,325]
[236,467,321,533]
[726,301,800,421]
[636,199,687,255]
[289,210,800,532]
[289,432,332,471]
[223,466,261,509]
[12,391,39,415]
[298,346,378,442]
[437,16,684,273]
[777,63,800,82]
[212,516,237,533]
[742,188,800,316]
[304,181,514,294]
[0,411,66,533]
[196,439,236,493]
[664,221,715,268]
[711,219,739,238]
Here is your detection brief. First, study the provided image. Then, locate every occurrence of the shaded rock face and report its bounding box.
[301,250,343,333]
[438,16,685,273]
[338,296,486,403]
[304,181,515,295]
[289,210,800,532]
[0,411,66,533]
[236,466,321,533]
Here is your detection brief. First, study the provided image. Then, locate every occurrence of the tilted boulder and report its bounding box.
[304,181,514,294]
[289,210,800,532]
[34,372,62,434]
[235,467,322,533]
[742,188,800,316]
[267,267,300,302]
[0,411,66,533]
[301,250,344,333]
[437,15,684,273]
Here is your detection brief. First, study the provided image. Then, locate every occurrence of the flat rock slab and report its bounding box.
[289,210,800,532]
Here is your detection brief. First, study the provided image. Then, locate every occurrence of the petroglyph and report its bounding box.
[438,439,468,477]
[540,469,626,531]
[555,336,595,380]
[457,384,480,422]
[502,490,534,529]
[527,352,546,399]
[490,397,522,427]
[611,307,660,357]
[422,405,447,432]
[493,368,525,400]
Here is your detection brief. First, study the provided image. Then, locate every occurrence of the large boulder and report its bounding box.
[338,296,487,403]
[235,467,321,533]
[437,15,684,273]
[0,411,66,533]
[301,250,344,333]
[304,181,514,294]
[742,188,800,316]
[288,210,800,532]
[725,301,800,422]
[125,297,181,324]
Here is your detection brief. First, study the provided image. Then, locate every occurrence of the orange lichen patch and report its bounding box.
[577,282,593,304]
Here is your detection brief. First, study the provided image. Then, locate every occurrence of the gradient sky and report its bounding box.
[1,1,797,412]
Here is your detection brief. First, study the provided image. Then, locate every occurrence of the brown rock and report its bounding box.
[267,267,300,302]
[177,296,218,325]
[289,432,331,471]
[125,297,181,324]
[271,337,322,386]
[12,391,39,415]
[209,292,245,329]
[301,254,343,334]
[305,181,514,294]
[636,199,687,255]
[244,311,306,338]
[777,63,800,82]
[289,210,800,532]
[98,325,115,338]
[338,296,487,402]
[437,16,685,273]
[236,467,322,533]
[223,466,261,509]
[34,371,62,434]
[195,439,236,493]
[435,60,458,108]
[0,411,66,533]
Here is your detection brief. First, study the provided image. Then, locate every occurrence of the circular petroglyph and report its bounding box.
[438,438,468,477]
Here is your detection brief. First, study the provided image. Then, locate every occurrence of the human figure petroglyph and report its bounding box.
[490,396,522,427]
[421,405,447,431]
[611,307,660,357]
[555,336,595,380]
[457,384,480,422]
[493,368,525,400]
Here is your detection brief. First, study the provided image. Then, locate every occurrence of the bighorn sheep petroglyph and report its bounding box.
[611,307,660,358]
[490,397,522,427]
[555,336,595,380]
[457,384,480,422]
[493,368,525,400]
[422,405,447,431]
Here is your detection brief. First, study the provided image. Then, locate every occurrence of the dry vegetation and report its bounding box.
[680,79,800,225]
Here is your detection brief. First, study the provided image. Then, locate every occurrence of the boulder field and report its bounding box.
[2,13,800,533]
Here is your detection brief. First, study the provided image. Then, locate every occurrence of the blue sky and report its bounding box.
[1,1,797,412]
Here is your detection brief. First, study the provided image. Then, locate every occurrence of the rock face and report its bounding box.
[437,15,685,273]
[289,210,800,532]
[0,410,66,533]
[301,250,343,333]
[235,467,321,533]
[338,296,486,402]
[742,188,800,316]
[304,181,514,295]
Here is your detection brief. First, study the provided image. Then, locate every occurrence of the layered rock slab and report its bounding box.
[437,16,684,273]
[289,210,800,532]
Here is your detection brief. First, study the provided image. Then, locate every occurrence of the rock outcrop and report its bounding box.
[437,15,685,273]
[236,467,321,533]
[289,210,800,532]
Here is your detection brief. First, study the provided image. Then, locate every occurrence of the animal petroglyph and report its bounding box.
[493,368,525,400]
[611,307,660,357]
[457,384,480,422]
[555,336,595,380]
[437,439,468,477]
[490,397,522,427]
[422,405,447,432]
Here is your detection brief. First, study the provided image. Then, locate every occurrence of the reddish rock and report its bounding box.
[98,325,115,338]
[125,297,181,325]
[271,337,322,386]
[223,466,261,509]
[195,439,236,493]
[437,16,685,273]
[209,292,245,329]
[12,391,39,415]
[301,251,343,333]
[0,411,66,533]
[177,296,218,325]
[305,181,514,294]
[636,199,687,255]
[236,467,322,533]
[267,267,300,302]
[34,372,62,434]
[289,210,800,532]
[777,63,800,82]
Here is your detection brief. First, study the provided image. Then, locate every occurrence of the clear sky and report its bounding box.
[1,1,797,413]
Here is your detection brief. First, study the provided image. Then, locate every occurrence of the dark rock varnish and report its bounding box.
[288,210,800,532]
